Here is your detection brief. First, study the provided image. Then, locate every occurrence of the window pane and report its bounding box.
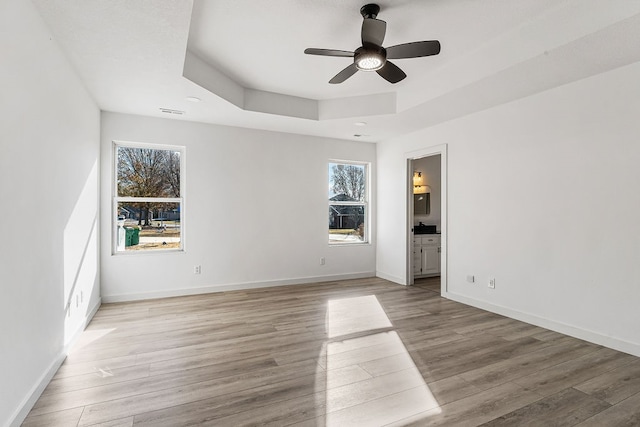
[117,146,181,197]
[329,205,366,243]
[116,202,181,252]
[328,163,366,202]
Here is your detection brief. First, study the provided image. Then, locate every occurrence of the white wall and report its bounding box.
[0,1,101,425]
[377,61,640,356]
[100,113,376,301]
[413,155,441,230]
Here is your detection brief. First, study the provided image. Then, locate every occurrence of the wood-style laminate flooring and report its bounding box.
[413,277,442,294]
[24,277,640,426]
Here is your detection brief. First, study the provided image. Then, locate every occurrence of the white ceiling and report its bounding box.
[32,0,640,142]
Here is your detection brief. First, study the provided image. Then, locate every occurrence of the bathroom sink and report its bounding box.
[414,224,437,234]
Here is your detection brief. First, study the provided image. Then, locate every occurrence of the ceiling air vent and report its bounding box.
[159,108,185,115]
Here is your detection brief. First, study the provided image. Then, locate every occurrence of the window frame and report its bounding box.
[328,160,369,245]
[112,140,186,255]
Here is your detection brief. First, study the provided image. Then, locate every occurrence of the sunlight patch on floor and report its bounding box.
[326,295,392,339]
[68,327,115,354]
[323,295,442,425]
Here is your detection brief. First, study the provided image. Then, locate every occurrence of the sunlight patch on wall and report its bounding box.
[63,161,98,346]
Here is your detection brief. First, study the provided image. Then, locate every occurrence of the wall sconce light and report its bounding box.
[413,171,431,194]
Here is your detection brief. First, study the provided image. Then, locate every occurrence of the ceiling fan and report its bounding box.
[304,3,441,84]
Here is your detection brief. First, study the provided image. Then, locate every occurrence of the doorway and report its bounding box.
[406,145,447,294]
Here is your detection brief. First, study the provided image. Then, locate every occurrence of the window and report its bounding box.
[114,142,184,253]
[328,161,368,244]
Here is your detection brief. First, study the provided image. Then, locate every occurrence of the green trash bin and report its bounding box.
[124,228,134,247]
[130,228,140,245]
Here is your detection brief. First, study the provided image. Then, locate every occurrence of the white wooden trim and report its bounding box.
[111,140,186,255]
[101,272,377,303]
[376,270,405,285]
[8,299,101,427]
[444,291,640,358]
[115,197,182,203]
[327,160,371,244]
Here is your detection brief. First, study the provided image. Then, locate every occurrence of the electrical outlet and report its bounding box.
[320,257,326,266]
[466,275,475,283]
[194,265,201,274]
[488,278,496,289]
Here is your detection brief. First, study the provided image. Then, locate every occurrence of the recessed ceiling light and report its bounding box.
[354,122,367,127]
[186,96,201,103]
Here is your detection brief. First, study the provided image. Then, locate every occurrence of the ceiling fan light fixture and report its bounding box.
[354,47,386,71]
[356,54,383,71]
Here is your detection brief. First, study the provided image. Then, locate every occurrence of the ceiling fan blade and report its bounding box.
[376,61,406,84]
[361,18,386,46]
[304,48,354,58]
[329,63,359,84]
[386,40,441,59]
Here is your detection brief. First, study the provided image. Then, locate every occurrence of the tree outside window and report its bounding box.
[114,143,184,252]
[328,162,368,244]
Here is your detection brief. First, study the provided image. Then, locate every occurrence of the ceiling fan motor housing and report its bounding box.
[360,3,380,19]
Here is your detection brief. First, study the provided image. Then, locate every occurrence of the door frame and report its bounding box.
[405,144,448,293]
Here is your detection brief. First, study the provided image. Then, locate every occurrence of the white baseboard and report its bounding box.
[64,299,102,354]
[443,291,640,358]
[375,270,405,285]
[102,272,376,303]
[7,354,66,427]
[8,299,101,427]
